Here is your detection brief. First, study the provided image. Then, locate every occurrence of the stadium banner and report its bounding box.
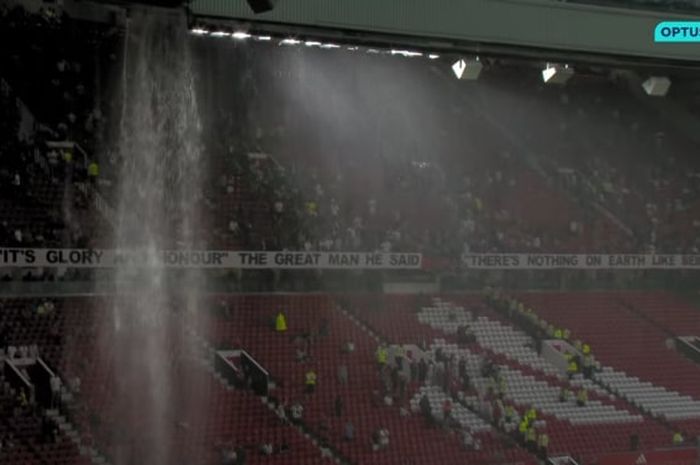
[462,253,700,270]
[0,248,422,270]
[597,448,698,465]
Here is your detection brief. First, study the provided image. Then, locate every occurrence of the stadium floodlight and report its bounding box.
[304,41,322,47]
[452,58,482,80]
[390,49,423,58]
[255,35,272,41]
[246,0,276,13]
[642,76,671,97]
[428,54,440,60]
[280,38,301,45]
[542,63,574,84]
[232,31,252,40]
[210,31,231,37]
[190,28,209,35]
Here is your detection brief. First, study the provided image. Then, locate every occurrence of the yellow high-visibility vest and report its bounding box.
[88,162,99,177]
[577,389,588,403]
[376,347,388,364]
[505,405,515,419]
[305,371,317,385]
[673,432,684,445]
[519,420,528,433]
[527,428,537,442]
[275,312,287,332]
[305,201,317,214]
[527,408,537,422]
[567,361,579,374]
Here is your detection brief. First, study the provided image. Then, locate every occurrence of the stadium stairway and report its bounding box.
[188,319,346,465]
[51,297,331,465]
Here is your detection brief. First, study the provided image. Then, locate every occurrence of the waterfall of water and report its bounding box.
[101,10,205,465]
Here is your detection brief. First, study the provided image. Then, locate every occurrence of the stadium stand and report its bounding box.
[203,294,535,465]
[4,2,700,465]
[4,291,700,464]
[517,292,700,436]
[347,294,676,463]
[2,2,700,259]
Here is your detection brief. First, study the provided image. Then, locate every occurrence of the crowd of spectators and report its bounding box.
[0,5,113,282]
[0,2,114,152]
[3,3,700,275]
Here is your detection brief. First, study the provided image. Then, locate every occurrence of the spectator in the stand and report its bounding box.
[371,427,390,451]
[383,393,394,407]
[87,160,99,183]
[462,431,475,450]
[342,341,355,354]
[275,311,287,332]
[526,407,537,424]
[673,431,684,446]
[518,415,529,442]
[220,445,240,465]
[50,374,61,408]
[442,399,453,426]
[259,442,273,456]
[582,343,591,356]
[397,368,409,401]
[419,393,433,427]
[537,431,550,459]
[344,421,354,441]
[526,427,537,453]
[17,387,29,409]
[502,410,517,434]
[457,324,476,345]
[582,354,594,378]
[0,433,14,452]
[304,369,317,394]
[480,395,494,422]
[376,344,388,370]
[559,387,571,403]
[296,346,308,363]
[576,388,588,407]
[290,401,303,424]
[275,400,287,424]
[418,358,428,383]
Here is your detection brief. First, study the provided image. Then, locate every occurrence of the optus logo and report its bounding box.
[654,22,700,42]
